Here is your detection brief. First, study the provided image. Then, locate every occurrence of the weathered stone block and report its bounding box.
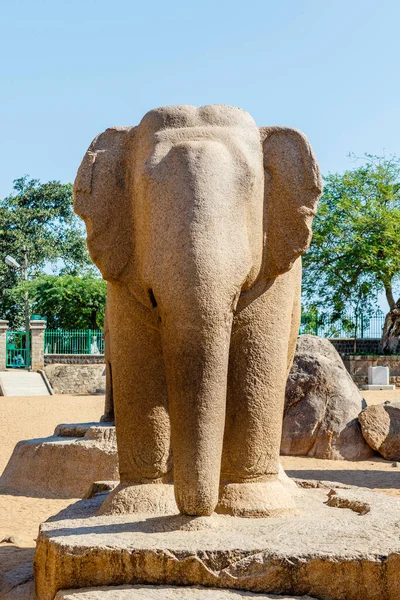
[0,423,118,498]
[35,484,400,600]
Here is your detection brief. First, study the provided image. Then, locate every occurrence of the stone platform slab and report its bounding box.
[0,423,118,498]
[362,384,396,390]
[55,585,317,599]
[35,484,400,600]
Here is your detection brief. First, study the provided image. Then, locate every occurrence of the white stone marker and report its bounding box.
[369,366,389,385]
[362,366,395,390]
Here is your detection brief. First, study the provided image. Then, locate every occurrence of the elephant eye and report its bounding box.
[148,289,158,308]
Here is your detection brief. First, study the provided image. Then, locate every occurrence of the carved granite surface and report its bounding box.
[35,485,400,600]
[74,104,322,518]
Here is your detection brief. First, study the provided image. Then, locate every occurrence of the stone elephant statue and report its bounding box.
[74,105,321,518]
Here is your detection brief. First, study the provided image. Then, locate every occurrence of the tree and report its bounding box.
[19,275,107,329]
[302,154,400,352]
[0,176,94,327]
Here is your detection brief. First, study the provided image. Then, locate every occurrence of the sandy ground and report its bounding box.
[0,394,104,594]
[281,389,400,498]
[1,389,400,595]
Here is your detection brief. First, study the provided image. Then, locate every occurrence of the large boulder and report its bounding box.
[281,335,374,460]
[359,401,400,460]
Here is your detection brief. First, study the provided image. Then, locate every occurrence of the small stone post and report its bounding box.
[30,319,46,371]
[0,320,8,371]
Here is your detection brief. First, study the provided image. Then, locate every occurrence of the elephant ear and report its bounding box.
[74,126,136,281]
[260,126,322,279]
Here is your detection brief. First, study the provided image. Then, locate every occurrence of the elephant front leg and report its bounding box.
[98,283,176,516]
[219,267,301,517]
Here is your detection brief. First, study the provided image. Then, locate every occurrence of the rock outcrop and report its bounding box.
[281,335,374,460]
[359,401,400,460]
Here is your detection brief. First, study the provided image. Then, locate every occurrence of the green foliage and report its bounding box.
[303,154,400,321]
[18,275,107,329]
[0,176,95,327]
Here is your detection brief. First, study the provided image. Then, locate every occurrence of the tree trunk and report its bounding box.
[90,310,98,329]
[385,284,396,310]
[380,300,400,354]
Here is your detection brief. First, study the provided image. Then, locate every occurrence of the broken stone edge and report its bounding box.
[34,540,400,600]
[34,486,400,600]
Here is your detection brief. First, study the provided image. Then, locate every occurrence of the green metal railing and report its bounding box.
[44,329,104,355]
[6,331,31,368]
[42,311,386,358]
[300,310,386,339]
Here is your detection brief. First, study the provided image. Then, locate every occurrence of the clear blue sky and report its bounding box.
[1,0,399,199]
[1,0,399,313]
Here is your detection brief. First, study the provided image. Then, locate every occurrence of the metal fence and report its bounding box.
[44,329,104,355]
[6,331,31,367]
[42,311,386,356]
[300,310,386,339]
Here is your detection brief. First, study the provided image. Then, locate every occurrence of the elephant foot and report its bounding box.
[97,482,178,516]
[99,413,114,423]
[278,462,303,497]
[216,479,297,518]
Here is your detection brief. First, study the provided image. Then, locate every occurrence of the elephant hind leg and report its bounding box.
[100,359,114,422]
[100,283,175,516]
[101,302,115,423]
[286,258,302,378]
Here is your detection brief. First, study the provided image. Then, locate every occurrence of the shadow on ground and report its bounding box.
[0,545,34,598]
[286,469,400,489]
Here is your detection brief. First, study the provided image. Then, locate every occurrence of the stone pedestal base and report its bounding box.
[0,423,118,498]
[362,384,396,390]
[55,585,317,599]
[35,483,400,600]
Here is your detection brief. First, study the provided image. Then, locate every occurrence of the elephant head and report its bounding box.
[74,105,321,516]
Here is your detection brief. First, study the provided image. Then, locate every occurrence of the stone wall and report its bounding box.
[43,344,399,393]
[44,363,106,395]
[327,338,398,388]
[329,338,381,355]
[30,319,46,370]
[0,320,8,371]
[343,355,400,388]
[44,354,105,365]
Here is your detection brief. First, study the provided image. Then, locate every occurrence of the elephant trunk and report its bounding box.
[161,307,233,516]
[141,138,256,515]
